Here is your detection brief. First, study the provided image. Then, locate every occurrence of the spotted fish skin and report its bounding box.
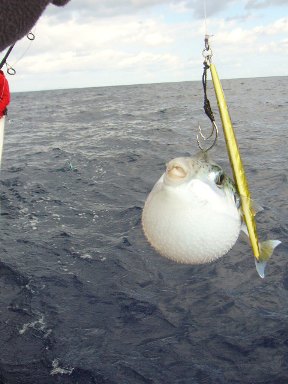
[142,155,241,264]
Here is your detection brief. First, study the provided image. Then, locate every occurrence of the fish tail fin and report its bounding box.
[255,240,281,278]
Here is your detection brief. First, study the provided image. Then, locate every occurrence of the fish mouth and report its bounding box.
[167,164,187,179]
[166,159,188,181]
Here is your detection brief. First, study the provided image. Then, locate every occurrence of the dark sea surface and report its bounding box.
[0,77,287,384]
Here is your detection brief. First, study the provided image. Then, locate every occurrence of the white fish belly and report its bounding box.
[142,190,241,264]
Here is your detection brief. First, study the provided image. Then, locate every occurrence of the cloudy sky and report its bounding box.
[5,0,288,92]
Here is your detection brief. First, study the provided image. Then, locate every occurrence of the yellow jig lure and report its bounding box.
[201,36,281,278]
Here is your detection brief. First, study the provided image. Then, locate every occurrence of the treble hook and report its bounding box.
[197,120,219,152]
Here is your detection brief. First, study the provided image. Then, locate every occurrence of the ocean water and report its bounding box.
[0,77,287,384]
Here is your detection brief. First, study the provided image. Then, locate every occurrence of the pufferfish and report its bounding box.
[142,154,242,264]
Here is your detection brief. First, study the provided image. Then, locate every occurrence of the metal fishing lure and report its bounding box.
[199,35,281,278]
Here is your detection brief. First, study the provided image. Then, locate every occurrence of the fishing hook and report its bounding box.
[196,34,218,152]
[198,120,214,140]
[197,120,219,152]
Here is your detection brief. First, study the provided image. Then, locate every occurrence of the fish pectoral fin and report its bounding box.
[251,200,264,216]
[255,240,282,278]
[240,222,249,237]
[240,195,263,216]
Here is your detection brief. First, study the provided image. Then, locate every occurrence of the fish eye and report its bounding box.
[215,171,225,187]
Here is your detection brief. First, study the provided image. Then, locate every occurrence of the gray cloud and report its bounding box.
[46,0,167,19]
[45,0,288,22]
[46,0,240,20]
[181,0,239,18]
[246,0,288,9]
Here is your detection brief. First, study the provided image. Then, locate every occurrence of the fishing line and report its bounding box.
[2,29,36,76]
[203,0,208,35]
[196,1,219,152]
[10,30,36,67]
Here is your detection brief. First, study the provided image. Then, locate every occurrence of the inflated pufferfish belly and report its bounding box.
[142,156,241,264]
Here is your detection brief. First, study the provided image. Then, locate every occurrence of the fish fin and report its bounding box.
[240,195,263,216]
[255,260,266,279]
[194,150,209,162]
[259,240,281,261]
[251,200,264,216]
[255,240,281,278]
[240,222,249,237]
